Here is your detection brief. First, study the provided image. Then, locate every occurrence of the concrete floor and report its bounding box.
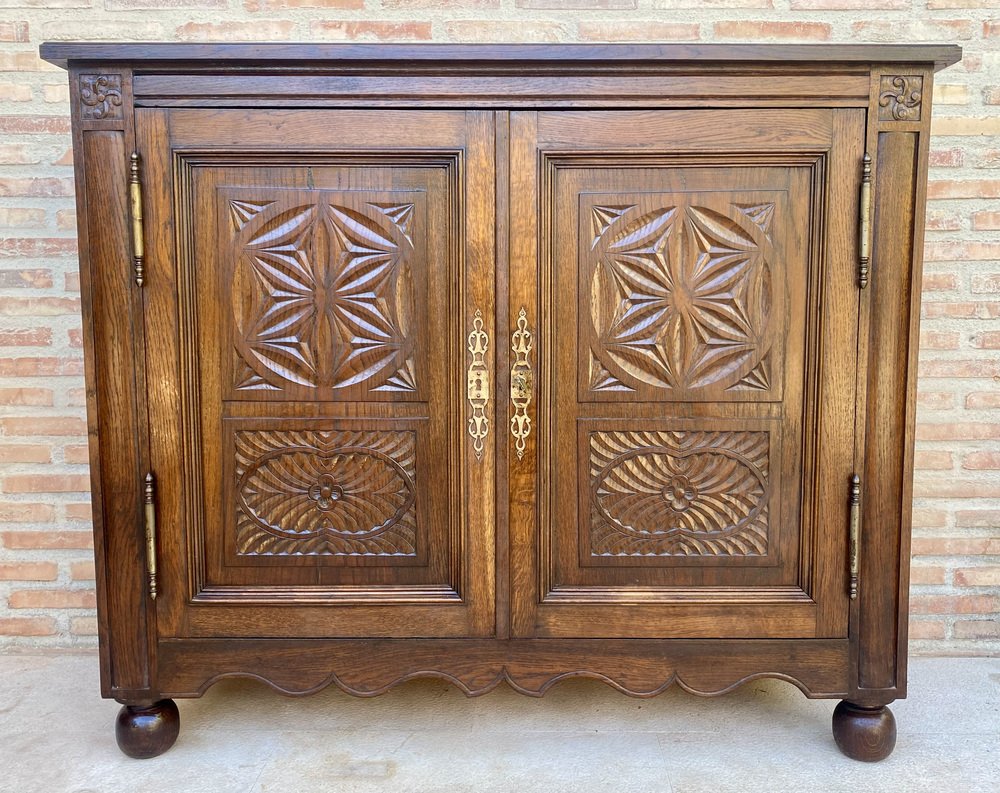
[0,653,997,793]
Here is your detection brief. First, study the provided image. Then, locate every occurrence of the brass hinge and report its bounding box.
[129,152,145,287]
[144,472,157,600]
[858,153,872,289]
[849,474,861,600]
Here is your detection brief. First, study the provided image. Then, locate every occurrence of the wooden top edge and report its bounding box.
[39,42,963,71]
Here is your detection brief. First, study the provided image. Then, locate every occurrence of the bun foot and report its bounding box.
[832,700,896,761]
[115,699,180,759]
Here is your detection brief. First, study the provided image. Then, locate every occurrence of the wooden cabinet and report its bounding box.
[41,42,961,762]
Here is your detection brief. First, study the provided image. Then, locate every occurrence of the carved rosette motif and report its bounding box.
[590,429,770,557]
[229,194,418,396]
[587,199,773,395]
[234,429,417,556]
[79,74,123,120]
[878,75,923,122]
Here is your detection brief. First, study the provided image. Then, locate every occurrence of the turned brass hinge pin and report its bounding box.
[130,152,145,287]
[849,474,861,600]
[144,472,157,600]
[858,153,872,290]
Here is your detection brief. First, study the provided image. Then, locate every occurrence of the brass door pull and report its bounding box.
[510,307,533,460]
[466,309,490,460]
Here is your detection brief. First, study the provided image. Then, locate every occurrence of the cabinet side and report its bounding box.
[68,65,153,701]
[855,66,934,703]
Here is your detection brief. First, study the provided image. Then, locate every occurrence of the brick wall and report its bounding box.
[0,1,997,654]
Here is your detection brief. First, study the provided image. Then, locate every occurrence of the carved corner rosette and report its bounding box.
[79,74,124,120]
[878,75,923,122]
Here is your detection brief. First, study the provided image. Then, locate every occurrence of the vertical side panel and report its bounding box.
[71,69,151,698]
[853,68,931,692]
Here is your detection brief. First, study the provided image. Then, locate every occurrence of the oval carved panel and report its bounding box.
[234,429,417,556]
[588,199,774,395]
[590,429,770,557]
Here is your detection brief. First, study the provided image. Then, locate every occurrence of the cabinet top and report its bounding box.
[40,42,962,72]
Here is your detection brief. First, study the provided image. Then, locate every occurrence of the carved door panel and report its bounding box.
[508,110,864,639]
[138,109,496,638]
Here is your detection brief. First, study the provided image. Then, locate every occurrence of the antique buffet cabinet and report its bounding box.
[40,42,960,760]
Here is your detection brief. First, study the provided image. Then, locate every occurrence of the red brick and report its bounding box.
[66,387,87,406]
[246,0,363,7]
[56,209,76,231]
[176,20,295,40]
[579,21,700,41]
[0,116,72,135]
[0,268,53,289]
[913,480,1000,499]
[927,179,1000,200]
[9,588,96,609]
[910,565,947,585]
[922,302,1000,319]
[0,617,55,636]
[0,328,53,347]
[852,19,975,40]
[0,238,77,259]
[0,504,56,523]
[0,562,58,581]
[65,503,94,521]
[2,474,92,493]
[70,616,99,635]
[0,22,29,42]
[0,358,84,377]
[935,117,1000,136]
[984,87,1000,105]
[954,511,1000,529]
[986,20,1000,36]
[972,211,1000,230]
[924,210,962,231]
[0,417,87,437]
[918,359,1000,378]
[908,620,946,640]
[910,594,1000,615]
[0,177,75,197]
[0,444,52,463]
[966,392,1000,409]
[916,392,954,410]
[929,0,996,6]
[972,331,1000,349]
[914,450,953,470]
[0,207,46,228]
[0,143,39,164]
[312,20,433,40]
[108,0,224,6]
[972,274,1000,293]
[963,452,1000,470]
[791,0,905,6]
[68,328,83,348]
[926,242,1000,262]
[955,567,1000,586]
[928,148,965,167]
[65,272,80,292]
[911,507,947,529]
[0,388,53,406]
[444,20,568,42]
[921,272,958,291]
[63,444,90,464]
[43,85,70,105]
[953,620,1000,639]
[918,423,1000,442]
[520,0,632,5]
[70,559,96,580]
[919,330,959,349]
[714,21,830,40]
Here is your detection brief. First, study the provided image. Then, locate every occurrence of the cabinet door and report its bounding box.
[138,109,496,638]
[508,110,863,639]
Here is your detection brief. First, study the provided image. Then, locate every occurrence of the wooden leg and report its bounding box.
[831,700,896,762]
[115,699,180,759]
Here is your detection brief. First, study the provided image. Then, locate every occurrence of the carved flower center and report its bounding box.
[662,475,697,512]
[308,474,344,512]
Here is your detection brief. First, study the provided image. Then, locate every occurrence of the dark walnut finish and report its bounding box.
[41,42,960,762]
